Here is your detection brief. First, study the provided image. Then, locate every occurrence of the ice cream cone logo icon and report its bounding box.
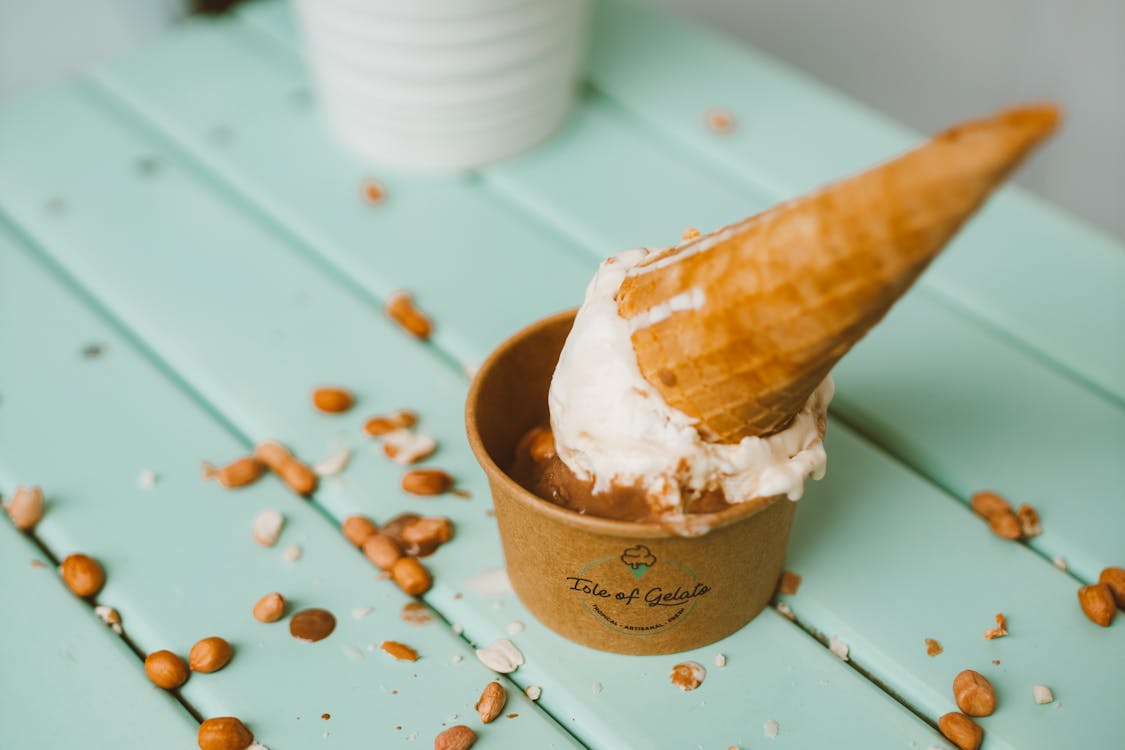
[621,545,657,579]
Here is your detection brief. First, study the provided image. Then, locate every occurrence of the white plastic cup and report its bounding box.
[295,0,590,171]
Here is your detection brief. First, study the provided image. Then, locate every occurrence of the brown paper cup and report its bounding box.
[466,310,797,655]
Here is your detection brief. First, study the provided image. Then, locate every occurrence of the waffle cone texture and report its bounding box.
[616,104,1060,442]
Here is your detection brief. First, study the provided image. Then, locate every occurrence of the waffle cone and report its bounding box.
[617,104,1060,442]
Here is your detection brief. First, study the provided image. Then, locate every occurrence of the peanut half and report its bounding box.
[401,469,453,496]
[385,290,432,340]
[1078,583,1117,627]
[363,409,417,437]
[953,669,996,716]
[1098,566,1125,610]
[476,681,507,724]
[969,491,1012,518]
[60,553,105,598]
[203,457,264,489]
[342,515,379,547]
[190,636,233,673]
[363,533,404,571]
[197,717,254,750]
[311,386,354,414]
[434,725,477,750]
[145,650,189,690]
[5,485,44,531]
[255,441,317,496]
[938,712,983,750]
[252,592,286,623]
[391,557,432,596]
[379,640,419,661]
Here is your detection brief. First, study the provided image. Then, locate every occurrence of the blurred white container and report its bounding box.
[294,0,590,171]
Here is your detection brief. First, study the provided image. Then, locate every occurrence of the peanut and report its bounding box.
[953,669,996,716]
[528,429,556,463]
[476,681,507,723]
[312,386,354,414]
[342,515,378,547]
[670,661,706,691]
[391,556,432,596]
[986,511,1022,540]
[400,516,454,555]
[6,485,44,531]
[434,725,477,750]
[362,533,403,570]
[379,640,419,661]
[145,650,189,689]
[202,457,264,489]
[969,491,1012,518]
[1098,566,1125,609]
[60,553,105,598]
[401,469,453,496]
[385,291,432,340]
[938,712,982,750]
[363,409,417,436]
[252,592,286,623]
[197,717,253,750]
[1078,583,1117,627]
[189,636,233,673]
[255,441,317,495]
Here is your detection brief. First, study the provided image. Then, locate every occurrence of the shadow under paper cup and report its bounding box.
[465,310,797,655]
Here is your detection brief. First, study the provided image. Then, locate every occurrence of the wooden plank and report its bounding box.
[0,512,199,748]
[0,227,580,749]
[0,83,945,749]
[586,0,1125,406]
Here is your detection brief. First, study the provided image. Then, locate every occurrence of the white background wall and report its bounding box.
[2,0,1122,239]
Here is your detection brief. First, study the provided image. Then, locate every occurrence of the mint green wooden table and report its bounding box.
[1,1,1122,748]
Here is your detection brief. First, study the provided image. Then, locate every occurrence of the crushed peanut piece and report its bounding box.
[1016,503,1042,537]
[525,685,541,701]
[95,605,123,635]
[476,639,524,674]
[984,613,1008,640]
[385,290,432,340]
[361,178,386,205]
[313,447,351,477]
[1032,684,1054,705]
[763,719,779,739]
[775,602,795,621]
[829,635,849,661]
[400,601,434,625]
[137,470,157,490]
[252,509,284,547]
[382,429,437,465]
[714,652,727,667]
[681,226,701,241]
[1052,555,1068,571]
[203,456,264,489]
[704,108,736,133]
[776,570,801,596]
[281,544,302,563]
[380,640,419,661]
[669,661,705,691]
[5,485,44,531]
[925,638,943,656]
[363,410,417,437]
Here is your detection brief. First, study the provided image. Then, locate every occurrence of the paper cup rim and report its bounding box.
[465,308,784,540]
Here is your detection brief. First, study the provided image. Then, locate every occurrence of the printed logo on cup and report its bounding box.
[564,544,711,636]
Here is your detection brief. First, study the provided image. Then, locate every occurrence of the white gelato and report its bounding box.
[548,248,832,518]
